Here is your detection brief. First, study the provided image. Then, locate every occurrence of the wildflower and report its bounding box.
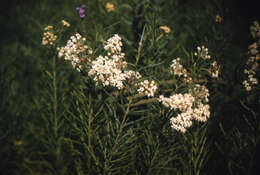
[170,110,193,133]
[58,33,89,71]
[76,4,86,19]
[42,25,57,46]
[106,2,115,12]
[125,70,142,80]
[88,55,128,89]
[250,21,260,39]
[104,34,123,54]
[89,34,141,89]
[189,84,210,103]
[161,26,171,33]
[44,25,53,30]
[194,46,211,59]
[159,93,195,111]
[159,93,194,133]
[192,102,210,122]
[184,77,193,83]
[209,61,220,78]
[137,80,157,97]
[160,26,171,34]
[159,88,211,133]
[14,140,23,146]
[243,21,260,91]
[61,20,70,27]
[170,58,188,77]
[243,80,252,91]
[216,15,223,23]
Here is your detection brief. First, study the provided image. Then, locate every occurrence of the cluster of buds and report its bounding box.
[137,80,158,97]
[243,21,260,91]
[215,15,223,23]
[170,58,194,83]
[106,2,115,12]
[124,70,142,82]
[58,33,90,72]
[159,26,171,37]
[170,58,188,77]
[189,84,209,103]
[42,25,57,46]
[183,77,193,83]
[209,61,220,78]
[250,21,260,39]
[194,46,211,59]
[61,20,70,27]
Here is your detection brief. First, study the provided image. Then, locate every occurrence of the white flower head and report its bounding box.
[137,80,157,97]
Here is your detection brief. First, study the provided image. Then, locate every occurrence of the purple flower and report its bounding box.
[79,9,85,13]
[80,14,85,18]
[76,4,86,19]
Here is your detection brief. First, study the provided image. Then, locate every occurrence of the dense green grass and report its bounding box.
[1,0,259,175]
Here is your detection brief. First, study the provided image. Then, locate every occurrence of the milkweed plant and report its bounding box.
[43,16,222,130]
[15,1,258,175]
[38,3,224,173]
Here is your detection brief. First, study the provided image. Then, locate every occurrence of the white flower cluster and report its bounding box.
[104,34,123,55]
[88,55,127,89]
[58,33,91,72]
[168,101,210,132]
[88,34,142,89]
[159,85,210,133]
[192,102,210,122]
[169,110,193,133]
[194,46,220,78]
[190,84,210,122]
[159,93,194,133]
[209,61,220,78]
[243,21,260,91]
[125,70,142,81]
[42,26,57,46]
[194,46,211,59]
[137,80,158,97]
[159,93,195,111]
[170,58,188,77]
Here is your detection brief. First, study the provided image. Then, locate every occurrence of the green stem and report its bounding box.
[193,130,199,175]
[88,95,93,173]
[104,97,133,175]
[53,56,58,138]
[135,25,146,65]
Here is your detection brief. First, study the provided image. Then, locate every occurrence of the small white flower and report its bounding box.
[137,80,157,97]
[58,33,90,71]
